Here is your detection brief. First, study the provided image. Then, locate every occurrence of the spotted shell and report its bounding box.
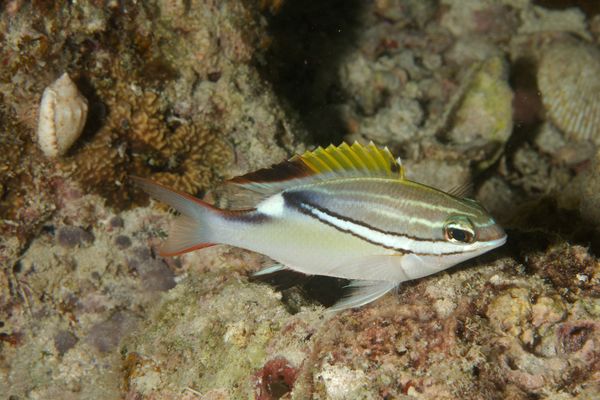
[537,40,600,144]
[37,73,88,157]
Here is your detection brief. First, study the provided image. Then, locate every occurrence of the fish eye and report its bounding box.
[443,216,475,244]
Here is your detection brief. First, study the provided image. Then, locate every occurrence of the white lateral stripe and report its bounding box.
[305,204,471,255]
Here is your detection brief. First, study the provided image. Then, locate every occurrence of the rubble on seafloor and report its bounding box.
[1,0,600,399]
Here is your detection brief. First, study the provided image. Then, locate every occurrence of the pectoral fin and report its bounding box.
[323,254,410,282]
[252,264,287,276]
[328,280,398,312]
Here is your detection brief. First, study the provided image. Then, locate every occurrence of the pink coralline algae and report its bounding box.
[254,357,298,400]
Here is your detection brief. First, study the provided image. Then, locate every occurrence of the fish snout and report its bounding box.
[477,223,507,248]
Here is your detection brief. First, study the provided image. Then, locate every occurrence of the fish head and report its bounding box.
[439,198,506,258]
[401,201,506,278]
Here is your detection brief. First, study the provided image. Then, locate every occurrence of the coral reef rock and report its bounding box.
[446,57,513,146]
[0,0,300,243]
[3,0,600,399]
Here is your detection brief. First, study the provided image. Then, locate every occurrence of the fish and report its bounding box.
[133,142,506,311]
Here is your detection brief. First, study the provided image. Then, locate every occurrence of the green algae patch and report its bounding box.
[122,270,289,398]
[448,56,514,145]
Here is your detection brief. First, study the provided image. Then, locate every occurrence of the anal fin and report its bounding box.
[328,280,398,312]
[250,264,310,291]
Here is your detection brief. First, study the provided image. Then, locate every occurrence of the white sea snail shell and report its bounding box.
[37,72,88,157]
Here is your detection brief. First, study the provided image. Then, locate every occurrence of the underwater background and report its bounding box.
[1,0,599,398]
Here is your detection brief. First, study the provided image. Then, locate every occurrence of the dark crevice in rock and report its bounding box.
[258,0,366,146]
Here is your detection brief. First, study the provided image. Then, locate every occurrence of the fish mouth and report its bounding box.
[485,235,507,249]
[476,223,507,248]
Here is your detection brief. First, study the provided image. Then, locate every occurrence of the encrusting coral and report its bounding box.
[0,103,27,214]
[0,0,239,227]
[61,69,232,209]
[0,99,55,242]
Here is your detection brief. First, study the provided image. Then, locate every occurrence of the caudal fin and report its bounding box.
[131,177,218,256]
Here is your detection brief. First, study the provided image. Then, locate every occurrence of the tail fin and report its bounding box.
[131,177,218,256]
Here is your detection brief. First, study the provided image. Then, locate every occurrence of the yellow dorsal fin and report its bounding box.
[220,142,405,209]
[299,142,404,179]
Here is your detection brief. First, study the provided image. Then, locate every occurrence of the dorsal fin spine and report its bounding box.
[394,153,405,179]
[319,147,344,170]
[345,143,368,169]
[333,144,353,170]
[354,142,377,170]
[315,147,343,171]
[304,150,333,173]
[325,145,351,170]
[366,143,383,171]
[220,142,406,209]
[369,142,391,176]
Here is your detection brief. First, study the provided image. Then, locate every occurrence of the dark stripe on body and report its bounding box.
[289,178,481,240]
[282,191,467,256]
[222,208,271,224]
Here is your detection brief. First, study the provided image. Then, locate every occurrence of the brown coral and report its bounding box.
[1,2,234,217]
[525,243,600,297]
[60,64,232,209]
[0,99,57,243]
[0,104,28,217]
